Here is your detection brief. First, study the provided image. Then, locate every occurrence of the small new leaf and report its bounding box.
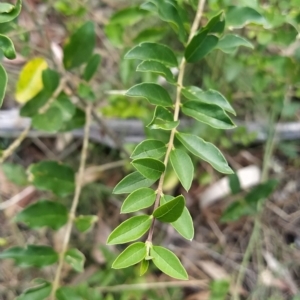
[113,172,156,194]
[170,149,194,191]
[126,83,173,107]
[147,106,179,130]
[125,42,178,67]
[0,34,16,59]
[14,200,68,230]
[153,195,185,222]
[151,246,188,280]
[74,215,98,233]
[132,158,165,181]
[112,242,146,269]
[176,133,233,174]
[140,259,149,276]
[107,215,152,245]
[182,101,236,129]
[131,139,166,159]
[121,188,156,213]
[137,61,176,83]
[65,248,85,272]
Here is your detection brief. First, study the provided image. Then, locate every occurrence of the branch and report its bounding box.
[147,0,206,242]
[50,103,92,299]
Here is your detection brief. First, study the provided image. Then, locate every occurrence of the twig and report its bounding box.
[0,125,31,164]
[147,0,206,242]
[50,103,92,299]
[96,280,208,293]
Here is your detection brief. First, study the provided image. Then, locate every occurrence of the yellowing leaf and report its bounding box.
[15,58,48,103]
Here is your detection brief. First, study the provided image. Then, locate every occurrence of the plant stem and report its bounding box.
[50,103,92,299]
[147,0,206,243]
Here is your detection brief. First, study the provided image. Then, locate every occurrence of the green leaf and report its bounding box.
[14,200,68,230]
[83,53,101,81]
[112,242,146,269]
[125,42,178,67]
[170,149,193,191]
[32,107,64,133]
[221,199,256,222]
[0,245,58,267]
[133,27,167,44]
[176,133,233,174]
[132,158,165,181]
[109,6,149,26]
[51,94,76,122]
[121,188,156,213]
[60,108,85,131]
[209,280,230,300]
[0,34,16,59]
[77,82,96,102]
[42,69,60,93]
[65,248,85,272]
[126,83,173,107]
[217,34,254,53]
[151,245,188,280]
[245,180,278,204]
[74,215,98,233]
[181,86,235,115]
[63,21,95,70]
[56,287,84,300]
[0,0,21,23]
[140,259,149,276]
[182,101,236,129]
[16,281,51,300]
[204,11,225,35]
[2,163,28,186]
[147,106,179,130]
[107,215,152,245]
[0,64,7,107]
[137,61,175,83]
[161,195,194,240]
[131,139,166,159]
[146,0,187,43]
[28,161,75,196]
[185,30,219,63]
[229,173,241,194]
[104,23,123,48]
[226,6,267,28]
[153,195,185,222]
[113,171,156,194]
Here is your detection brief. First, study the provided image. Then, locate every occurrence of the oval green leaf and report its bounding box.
[151,245,188,280]
[182,101,236,129]
[181,86,235,115]
[140,259,149,276]
[83,53,101,81]
[132,158,165,181]
[125,42,178,67]
[74,215,98,233]
[147,106,179,130]
[14,200,68,230]
[121,188,156,213]
[16,281,51,300]
[0,64,7,107]
[28,161,75,196]
[176,133,233,174]
[113,171,156,194]
[112,242,146,269]
[0,245,58,268]
[65,248,85,272]
[2,162,28,186]
[137,61,175,83]
[0,34,16,59]
[126,83,173,107]
[185,30,219,63]
[217,34,254,53]
[0,0,21,23]
[131,139,166,159]
[161,195,194,241]
[153,195,185,223]
[63,21,95,70]
[107,215,152,245]
[170,149,194,191]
